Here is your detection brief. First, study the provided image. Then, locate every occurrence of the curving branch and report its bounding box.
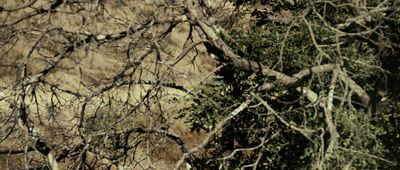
[184,0,371,107]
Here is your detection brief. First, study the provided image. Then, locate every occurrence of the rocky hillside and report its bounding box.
[0,0,229,169]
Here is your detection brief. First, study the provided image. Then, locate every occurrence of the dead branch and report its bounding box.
[338,70,370,106]
[251,92,315,141]
[324,65,340,158]
[174,100,251,170]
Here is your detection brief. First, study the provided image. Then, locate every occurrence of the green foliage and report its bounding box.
[179,0,400,169]
[374,101,400,168]
[332,109,389,168]
[177,84,237,132]
[178,81,315,169]
[231,0,308,8]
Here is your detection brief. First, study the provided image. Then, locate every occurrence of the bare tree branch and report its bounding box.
[174,100,251,169]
